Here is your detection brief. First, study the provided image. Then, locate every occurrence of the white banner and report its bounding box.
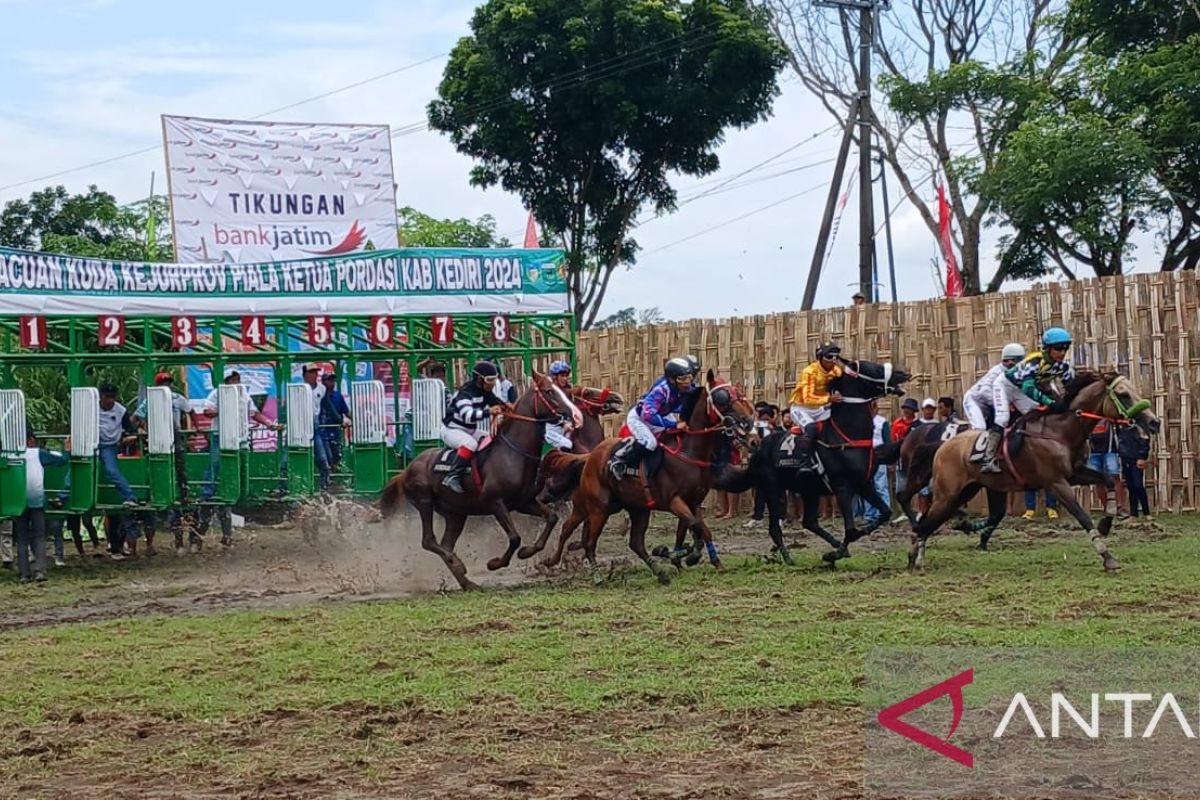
[162,115,399,263]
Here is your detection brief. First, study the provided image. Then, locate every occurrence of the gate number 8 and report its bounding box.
[491,315,510,343]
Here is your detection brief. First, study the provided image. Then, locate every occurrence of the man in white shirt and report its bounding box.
[97,384,139,507]
[302,364,332,489]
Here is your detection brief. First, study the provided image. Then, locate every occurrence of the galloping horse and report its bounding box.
[909,369,1160,572]
[379,371,582,591]
[568,386,625,453]
[715,358,911,565]
[539,371,756,584]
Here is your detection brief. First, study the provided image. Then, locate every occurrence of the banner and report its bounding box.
[161,115,399,263]
[938,182,965,298]
[0,246,570,315]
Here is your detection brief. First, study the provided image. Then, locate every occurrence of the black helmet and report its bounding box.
[816,341,841,360]
[684,354,700,376]
[472,360,499,379]
[664,358,691,380]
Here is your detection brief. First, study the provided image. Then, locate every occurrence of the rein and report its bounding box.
[573,387,615,415]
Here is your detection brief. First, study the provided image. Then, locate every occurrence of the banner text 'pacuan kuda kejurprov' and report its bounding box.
[0,246,570,316]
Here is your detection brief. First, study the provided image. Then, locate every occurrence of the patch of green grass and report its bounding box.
[2,517,1199,726]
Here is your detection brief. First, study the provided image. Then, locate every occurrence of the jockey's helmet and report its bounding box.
[549,360,571,376]
[472,360,499,380]
[664,358,691,381]
[1042,327,1072,348]
[816,341,841,360]
[683,354,700,376]
[1000,343,1026,361]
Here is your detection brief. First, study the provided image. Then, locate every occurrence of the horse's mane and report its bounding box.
[1059,368,1104,403]
[679,386,704,421]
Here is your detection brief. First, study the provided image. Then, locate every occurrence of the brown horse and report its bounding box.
[379,371,582,590]
[909,370,1160,572]
[539,371,756,584]
[568,385,625,453]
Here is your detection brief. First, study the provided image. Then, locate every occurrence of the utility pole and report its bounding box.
[801,0,890,310]
[877,150,898,305]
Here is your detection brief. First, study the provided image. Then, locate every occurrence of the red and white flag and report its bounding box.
[938,183,965,297]
[523,211,540,248]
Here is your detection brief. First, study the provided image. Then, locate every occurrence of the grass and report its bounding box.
[3,516,1200,726]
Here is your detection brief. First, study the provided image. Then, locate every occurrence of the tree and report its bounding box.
[592,306,665,329]
[0,185,168,432]
[428,0,786,328]
[0,185,171,260]
[1066,0,1200,271]
[397,206,511,247]
[765,0,1071,293]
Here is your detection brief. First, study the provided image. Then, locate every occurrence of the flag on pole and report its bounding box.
[523,211,540,248]
[938,183,965,297]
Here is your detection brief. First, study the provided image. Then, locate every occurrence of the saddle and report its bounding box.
[431,437,496,490]
[774,428,824,474]
[608,437,666,480]
[965,423,1027,464]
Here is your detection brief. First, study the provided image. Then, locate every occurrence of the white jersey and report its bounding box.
[965,363,1006,405]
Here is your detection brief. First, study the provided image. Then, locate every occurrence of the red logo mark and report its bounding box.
[876,669,974,768]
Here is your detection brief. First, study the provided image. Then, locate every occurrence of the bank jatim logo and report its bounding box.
[302,221,367,256]
[876,668,974,768]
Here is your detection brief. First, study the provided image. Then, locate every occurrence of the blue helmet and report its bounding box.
[1042,327,1072,347]
[549,360,571,376]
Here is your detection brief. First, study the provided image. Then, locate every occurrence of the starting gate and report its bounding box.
[0,244,574,519]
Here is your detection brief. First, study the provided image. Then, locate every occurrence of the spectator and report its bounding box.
[1,520,13,569]
[852,291,867,306]
[853,399,891,526]
[320,372,352,469]
[919,397,938,423]
[937,396,958,423]
[1087,419,1125,517]
[302,365,332,490]
[1119,425,1152,519]
[746,403,782,528]
[1022,490,1059,521]
[14,426,69,582]
[97,384,140,508]
[912,399,939,516]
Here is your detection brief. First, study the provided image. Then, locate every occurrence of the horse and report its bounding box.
[713,358,911,566]
[908,369,1160,572]
[379,371,582,591]
[538,370,756,584]
[568,385,625,453]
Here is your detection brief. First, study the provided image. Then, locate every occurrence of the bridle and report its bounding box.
[837,359,904,399]
[495,383,577,461]
[572,386,620,416]
[1074,375,1150,425]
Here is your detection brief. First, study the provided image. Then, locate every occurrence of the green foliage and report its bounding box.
[592,306,664,329]
[1066,0,1199,53]
[396,205,511,248]
[428,0,785,328]
[0,186,172,430]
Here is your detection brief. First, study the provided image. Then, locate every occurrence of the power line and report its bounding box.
[0,53,450,193]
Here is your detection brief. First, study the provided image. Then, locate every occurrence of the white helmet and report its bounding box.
[1001,343,1026,360]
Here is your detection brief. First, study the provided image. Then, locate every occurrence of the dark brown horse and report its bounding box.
[909,370,1160,572]
[539,371,756,584]
[379,371,582,590]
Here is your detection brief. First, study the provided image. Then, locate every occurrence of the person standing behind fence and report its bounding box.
[1088,418,1125,517]
[320,372,352,470]
[853,400,891,526]
[1119,424,1152,519]
[14,427,69,583]
[97,385,140,509]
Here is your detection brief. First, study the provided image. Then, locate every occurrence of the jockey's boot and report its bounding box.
[611,441,648,480]
[442,448,473,493]
[981,425,1004,473]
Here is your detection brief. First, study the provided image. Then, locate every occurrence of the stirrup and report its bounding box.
[442,472,466,493]
[981,459,1003,473]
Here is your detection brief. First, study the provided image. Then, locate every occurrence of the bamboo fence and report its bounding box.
[573,270,1200,513]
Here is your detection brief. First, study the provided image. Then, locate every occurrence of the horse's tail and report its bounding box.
[874,440,903,466]
[379,469,408,519]
[713,461,756,494]
[541,449,589,500]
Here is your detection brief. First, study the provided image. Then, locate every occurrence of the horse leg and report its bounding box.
[666,496,720,569]
[908,479,976,572]
[801,489,843,553]
[418,505,478,591]
[765,484,794,566]
[516,498,559,560]
[1048,478,1120,572]
[821,485,863,564]
[486,502,525,572]
[544,502,586,568]
[582,507,612,584]
[667,518,692,569]
[975,489,1008,551]
[627,507,670,585]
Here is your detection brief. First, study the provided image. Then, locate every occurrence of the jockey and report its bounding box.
[440,360,509,493]
[544,360,575,451]
[963,342,1026,472]
[998,326,1076,429]
[611,357,694,479]
[788,341,845,458]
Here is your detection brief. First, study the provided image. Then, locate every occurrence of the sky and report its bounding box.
[0,0,1163,320]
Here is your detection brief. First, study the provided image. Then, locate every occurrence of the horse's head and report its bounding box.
[835,358,911,400]
[571,385,624,416]
[528,371,583,429]
[1064,369,1160,436]
[706,369,755,439]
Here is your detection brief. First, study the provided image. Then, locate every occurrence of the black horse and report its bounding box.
[717,358,911,565]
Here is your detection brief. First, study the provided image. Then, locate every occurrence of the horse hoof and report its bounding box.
[710,558,723,571]
[486,557,507,572]
[1098,516,1114,537]
[568,541,585,552]
[685,552,702,568]
[517,545,538,560]
[822,550,840,564]
[780,548,795,567]
[590,570,605,586]
[651,545,670,559]
[1103,555,1121,572]
[655,571,672,586]
[461,581,482,592]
